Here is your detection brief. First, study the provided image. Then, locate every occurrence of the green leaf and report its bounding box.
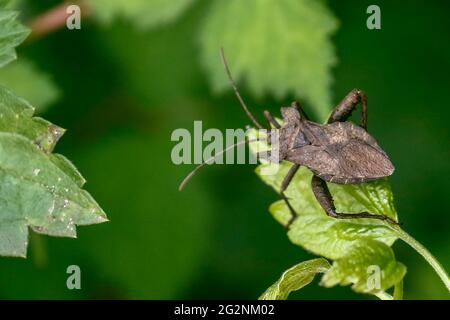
[88,0,196,30]
[0,86,107,257]
[0,0,22,9]
[0,59,60,113]
[251,154,399,260]
[320,239,406,294]
[248,127,405,295]
[0,8,29,68]
[199,0,338,121]
[260,258,330,300]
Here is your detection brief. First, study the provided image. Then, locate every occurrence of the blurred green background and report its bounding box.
[0,0,448,299]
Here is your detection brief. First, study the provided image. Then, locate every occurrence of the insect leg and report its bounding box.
[280,164,301,228]
[291,101,310,120]
[327,89,368,130]
[311,175,399,224]
[263,110,281,129]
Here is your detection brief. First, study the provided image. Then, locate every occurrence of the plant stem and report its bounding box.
[390,225,450,292]
[393,279,403,300]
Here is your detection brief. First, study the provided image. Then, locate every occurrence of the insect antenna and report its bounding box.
[220,48,264,129]
[178,138,261,191]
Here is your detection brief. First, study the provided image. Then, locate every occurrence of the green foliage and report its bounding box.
[88,0,196,30]
[0,0,446,300]
[254,161,399,258]
[0,8,29,68]
[320,239,406,294]
[72,132,213,298]
[87,0,338,121]
[249,130,405,297]
[0,0,22,9]
[199,0,338,121]
[0,87,107,257]
[0,5,105,258]
[260,258,330,300]
[0,59,60,113]
[97,6,204,109]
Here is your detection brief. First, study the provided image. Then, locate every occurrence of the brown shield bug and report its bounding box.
[179,49,398,227]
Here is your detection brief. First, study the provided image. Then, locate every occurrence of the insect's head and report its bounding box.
[274,102,309,162]
[280,105,301,126]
